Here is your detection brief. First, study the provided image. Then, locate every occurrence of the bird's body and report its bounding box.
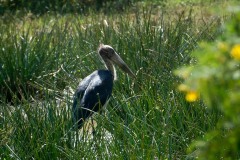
[73,70,113,128]
[73,44,135,129]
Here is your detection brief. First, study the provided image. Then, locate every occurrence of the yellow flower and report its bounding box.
[178,84,189,92]
[230,44,240,60]
[185,91,198,102]
[217,42,228,52]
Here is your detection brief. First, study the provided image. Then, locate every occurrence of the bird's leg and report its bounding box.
[91,117,96,136]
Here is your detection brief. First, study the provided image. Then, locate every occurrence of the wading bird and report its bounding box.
[73,44,135,129]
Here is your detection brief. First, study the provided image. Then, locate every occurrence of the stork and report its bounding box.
[73,44,135,129]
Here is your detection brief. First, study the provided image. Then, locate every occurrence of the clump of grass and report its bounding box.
[0,16,83,102]
[0,1,230,159]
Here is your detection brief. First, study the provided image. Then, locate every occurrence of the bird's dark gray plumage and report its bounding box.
[73,44,135,129]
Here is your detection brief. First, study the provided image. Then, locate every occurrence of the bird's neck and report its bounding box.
[104,59,117,81]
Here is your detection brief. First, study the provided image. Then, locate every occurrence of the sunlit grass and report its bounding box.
[0,1,232,159]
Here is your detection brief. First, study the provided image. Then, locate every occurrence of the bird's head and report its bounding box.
[98,44,115,60]
[98,44,135,78]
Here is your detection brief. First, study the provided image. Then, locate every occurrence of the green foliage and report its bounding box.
[0,1,230,159]
[175,7,240,159]
[0,0,139,15]
[0,20,78,102]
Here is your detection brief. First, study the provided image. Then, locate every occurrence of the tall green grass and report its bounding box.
[0,2,228,159]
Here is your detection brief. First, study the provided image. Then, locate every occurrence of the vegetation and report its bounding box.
[0,0,239,159]
[175,8,240,159]
[0,0,152,15]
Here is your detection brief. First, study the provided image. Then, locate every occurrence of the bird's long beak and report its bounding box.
[111,52,136,78]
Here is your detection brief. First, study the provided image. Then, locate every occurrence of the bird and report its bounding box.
[72,44,135,129]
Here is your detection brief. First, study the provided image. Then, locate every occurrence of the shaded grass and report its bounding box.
[0,1,230,159]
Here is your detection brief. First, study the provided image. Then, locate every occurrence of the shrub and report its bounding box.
[175,8,240,159]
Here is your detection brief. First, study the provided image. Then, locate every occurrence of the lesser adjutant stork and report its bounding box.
[73,44,135,129]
